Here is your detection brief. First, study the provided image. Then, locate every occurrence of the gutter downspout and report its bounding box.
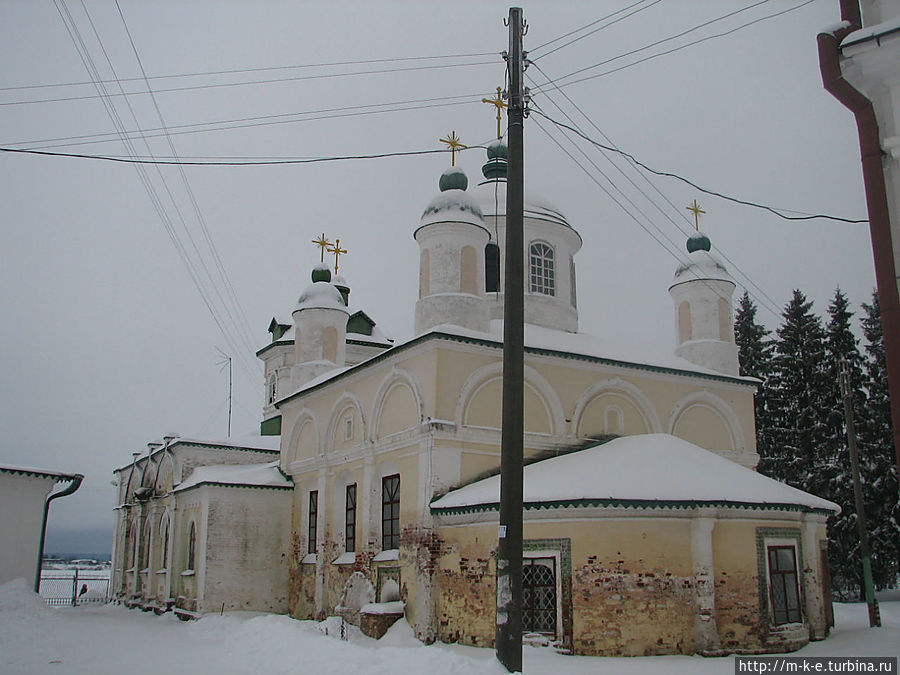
[818,2,900,473]
[34,474,84,593]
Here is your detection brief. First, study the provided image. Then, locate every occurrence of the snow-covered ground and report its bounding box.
[1,579,896,674]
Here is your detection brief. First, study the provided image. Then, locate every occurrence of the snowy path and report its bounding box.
[1,579,897,674]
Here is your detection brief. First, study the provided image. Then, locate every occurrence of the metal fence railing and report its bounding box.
[39,569,109,607]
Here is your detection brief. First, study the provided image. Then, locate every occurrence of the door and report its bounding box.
[522,557,557,636]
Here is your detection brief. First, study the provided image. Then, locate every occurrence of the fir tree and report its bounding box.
[734,291,775,468]
[821,289,867,598]
[857,292,900,591]
[764,290,829,489]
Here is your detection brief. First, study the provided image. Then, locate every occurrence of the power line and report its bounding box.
[0,145,482,165]
[529,0,657,55]
[0,51,498,92]
[528,61,785,319]
[0,58,497,107]
[114,0,260,365]
[52,0,259,380]
[530,0,818,92]
[531,0,666,61]
[531,110,867,224]
[3,92,490,150]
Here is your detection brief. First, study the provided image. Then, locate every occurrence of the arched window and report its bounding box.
[266,372,277,405]
[485,243,500,293]
[160,515,169,570]
[141,518,151,570]
[187,522,196,571]
[529,242,555,296]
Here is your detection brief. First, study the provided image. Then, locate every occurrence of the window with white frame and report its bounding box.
[529,241,555,296]
[266,372,277,405]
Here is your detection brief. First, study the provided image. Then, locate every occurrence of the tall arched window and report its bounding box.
[160,515,169,570]
[529,241,555,296]
[187,522,196,571]
[266,372,277,405]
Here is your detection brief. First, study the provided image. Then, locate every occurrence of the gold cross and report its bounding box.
[328,239,347,274]
[439,131,466,166]
[311,233,333,262]
[481,87,507,139]
[686,200,706,231]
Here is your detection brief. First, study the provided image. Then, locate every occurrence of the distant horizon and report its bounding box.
[44,526,112,557]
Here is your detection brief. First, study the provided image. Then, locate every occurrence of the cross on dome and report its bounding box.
[440,131,466,166]
[481,87,507,140]
[311,233,333,262]
[328,239,348,274]
[686,200,706,231]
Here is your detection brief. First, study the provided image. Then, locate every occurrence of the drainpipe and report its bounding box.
[818,0,900,472]
[34,474,84,593]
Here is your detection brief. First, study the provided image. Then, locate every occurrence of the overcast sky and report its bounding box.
[0,0,875,553]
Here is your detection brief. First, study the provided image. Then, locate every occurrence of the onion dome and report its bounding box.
[419,166,485,230]
[686,232,712,253]
[296,265,349,312]
[311,262,332,283]
[672,232,732,285]
[439,166,468,191]
[482,140,508,180]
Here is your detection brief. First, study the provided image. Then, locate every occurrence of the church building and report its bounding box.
[111,139,838,656]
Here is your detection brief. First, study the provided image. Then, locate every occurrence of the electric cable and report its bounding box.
[531,0,666,61]
[529,62,785,318]
[530,0,818,92]
[531,110,867,224]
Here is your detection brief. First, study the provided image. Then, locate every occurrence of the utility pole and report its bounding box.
[497,6,525,673]
[216,347,233,438]
[839,358,881,627]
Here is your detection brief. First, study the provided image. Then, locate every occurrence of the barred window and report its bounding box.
[768,545,801,625]
[308,491,318,555]
[529,242,555,296]
[382,474,400,551]
[345,484,357,553]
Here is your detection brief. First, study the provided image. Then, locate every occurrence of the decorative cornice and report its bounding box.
[430,497,834,517]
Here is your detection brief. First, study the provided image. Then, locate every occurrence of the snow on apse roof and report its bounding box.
[175,460,290,491]
[430,434,839,513]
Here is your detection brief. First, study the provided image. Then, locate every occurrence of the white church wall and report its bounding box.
[199,485,292,613]
[0,470,57,588]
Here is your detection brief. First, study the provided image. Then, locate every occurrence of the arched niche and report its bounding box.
[572,378,662,438]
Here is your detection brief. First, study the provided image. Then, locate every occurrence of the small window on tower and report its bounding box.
[266,372,277,405]
[529,241,555,296]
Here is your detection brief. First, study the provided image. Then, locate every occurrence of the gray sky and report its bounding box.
[0,0,874,553]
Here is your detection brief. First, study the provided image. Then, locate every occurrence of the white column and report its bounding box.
[802,514,826,640]
[691,511,721,653]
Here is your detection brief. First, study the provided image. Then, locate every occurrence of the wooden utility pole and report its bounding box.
[839,358,881,627]
[497,6,525,673]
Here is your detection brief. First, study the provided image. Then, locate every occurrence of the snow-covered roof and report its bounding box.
[0,464,80,482]
[430,434,838,514]
[433,320,755,382]
[841,15,900,47]
[173,435,281,452]
[276,319,756,408]
[419,189,486,230]
[471,179,574,232]
[296,280,349,313]
[174,460,291,492]
[113,435,280,473]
